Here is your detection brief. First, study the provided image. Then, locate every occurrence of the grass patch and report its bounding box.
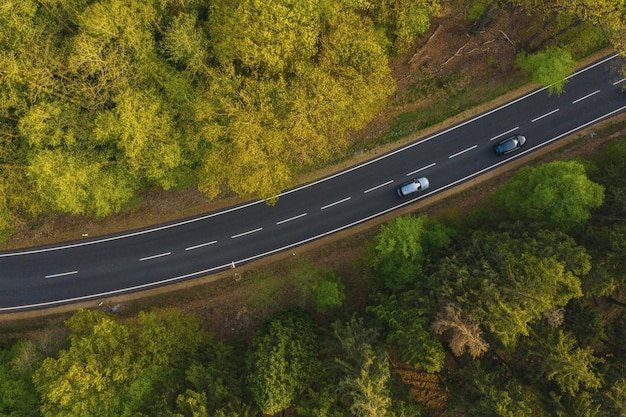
[240,271,288,316]
[374,73,529,147]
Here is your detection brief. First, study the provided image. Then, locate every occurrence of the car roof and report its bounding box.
[401,181,419,193]
[497,138,518,151]
[401,177,429,194]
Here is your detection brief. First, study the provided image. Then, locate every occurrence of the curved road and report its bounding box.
[1,54,625,312]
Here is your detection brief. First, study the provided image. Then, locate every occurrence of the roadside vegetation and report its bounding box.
[1,129,625,417]
[0,0,624,243]
[1,0,626,415]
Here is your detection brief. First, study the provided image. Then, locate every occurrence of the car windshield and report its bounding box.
[499,139,516,151]
[402,182,418,193]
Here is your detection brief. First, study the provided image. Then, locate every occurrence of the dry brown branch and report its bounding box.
[442,43,468,66]
[409,24,443,64]
[500,30,515,46]
[468,39,496,54]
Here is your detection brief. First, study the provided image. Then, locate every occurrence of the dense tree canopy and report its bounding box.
[32,309,206,417]
[246,309,319,415]
[333,317,393,417]
[1,0,623,235]
[516,47,575,95]
[433,230,587,346]
[0,0,440,234]
[370,215,452,290]
[494,160,604,230]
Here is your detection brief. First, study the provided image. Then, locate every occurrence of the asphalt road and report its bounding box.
[1,54,625,312]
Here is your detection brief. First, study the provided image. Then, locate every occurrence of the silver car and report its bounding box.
[397,177,430,197]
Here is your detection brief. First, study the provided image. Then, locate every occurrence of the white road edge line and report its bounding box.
[364,181,394,193]
[45,270,78,279]
[321,197,351,210]
[185,241,217,251]
[140,252,171,262]
[531,108,559,122]
[613,78,625,86]
[449,145,478,159]
[6,104,625,312]
[231,228,263,239]
[276,213,307,225]
[1,54,618,259]
[490,127,519,141]
[406,162,436,176]
[572,90,600,104]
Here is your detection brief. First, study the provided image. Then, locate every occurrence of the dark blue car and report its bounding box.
[494,135,526,155]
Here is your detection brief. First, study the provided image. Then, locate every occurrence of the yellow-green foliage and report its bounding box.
[0,0,427,232]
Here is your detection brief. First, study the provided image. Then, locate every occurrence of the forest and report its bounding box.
[1,0,626,415]
[0,0,624,238]
[0,131,625,416]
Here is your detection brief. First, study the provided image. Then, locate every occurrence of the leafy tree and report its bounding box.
[446,361,534,417]
[173,390,209,417]
[590,139,626,220]
[196,75,294,200]
[564,302,606,348]
[182,341,254,416]
[160,12,212,78]
[317,5,395,127]
[312,277,346,313]
[0,343,41,417]
[508,0,624,77]
[0,180,17,238]
[516,47,575,95]
[102,87,183,189]
[433,230,587,346]
[209,0,320,76]
[523,327,603,397]
[370,215,428,290]
[369,215,454,290]
[246,309,319,415]
[332,317,392,417]
[370,0,442,53]
[604,378,626,417]
[292,259,346,313]
[32,308,205,417]
[551,0,626,61]
[495,160,604,231]
[1,0,409,234]
[27,148,136,217]
[368,292,445,373]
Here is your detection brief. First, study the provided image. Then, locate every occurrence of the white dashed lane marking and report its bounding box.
[185,241,217,251]
[489,127,519,141]
[140,252,171,262]
[448,145,478,159]
[531,108,559,122]
[572,90,600,104]
[406,163,436,176]
[231,228,263,239]
[321,197,351,210]
[45,271,78,279]
[276,213,307,225]
[364,181,394,194]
